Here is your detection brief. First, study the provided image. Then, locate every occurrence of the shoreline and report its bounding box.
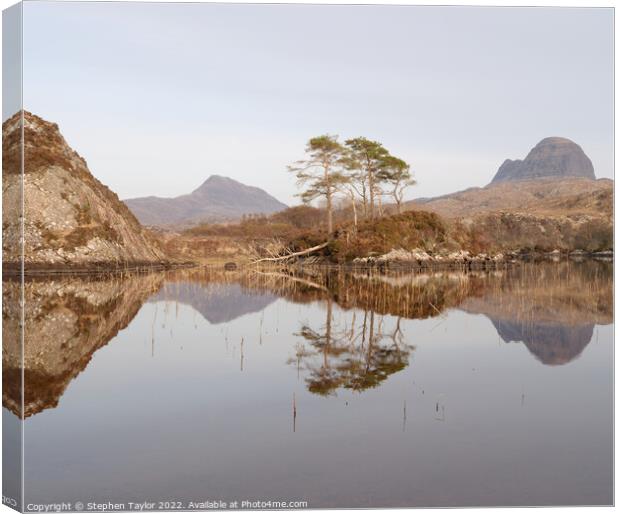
[294,249,613,270]
[2,261,197,278]
[1,250,612,278]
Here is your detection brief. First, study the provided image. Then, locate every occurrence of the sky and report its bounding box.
[15,2,614,205]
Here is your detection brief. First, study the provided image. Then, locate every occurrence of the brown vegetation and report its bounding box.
[288,210,452,262]
[171,192,612,264]
[186,205,325,240]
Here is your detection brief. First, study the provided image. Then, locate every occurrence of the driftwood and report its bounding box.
[251,242,329,264]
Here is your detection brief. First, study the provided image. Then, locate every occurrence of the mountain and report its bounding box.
[490,137,595,184]
[400,137,605,220]
[2,111,168,270]
[124,175,288,227]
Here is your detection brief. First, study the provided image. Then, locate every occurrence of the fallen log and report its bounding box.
[251,242,329,264]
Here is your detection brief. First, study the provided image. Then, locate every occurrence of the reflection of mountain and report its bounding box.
[491,319,593,365]
[168,263,611,368]
[3,261,612,416]
[459,261,612,365]
[190,262,611,368]
[149,282,277,324]
[2,273,164,418]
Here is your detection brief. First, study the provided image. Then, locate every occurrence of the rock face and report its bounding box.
[124,174,288,227]
[490,137,595,184]
[2,111,168,269]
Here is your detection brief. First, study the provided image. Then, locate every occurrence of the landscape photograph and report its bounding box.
[2,1,614,511]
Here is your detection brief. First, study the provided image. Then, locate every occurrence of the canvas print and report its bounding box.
[2,1,614,511]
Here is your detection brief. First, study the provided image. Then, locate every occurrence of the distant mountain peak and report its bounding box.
[125,174,287,227]
[490,137,595,184]
[193,174,247,193]
[537,136,574,145]
[203,174,233,184]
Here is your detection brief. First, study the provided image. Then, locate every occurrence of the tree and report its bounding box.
[288,135,346,235]
[378,155,415,214]
[335,180,360,229]
[339,153,369,219]
[344,137,390,220]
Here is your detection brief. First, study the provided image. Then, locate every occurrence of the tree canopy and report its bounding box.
[288,135,348,234]
[288,134,415,233]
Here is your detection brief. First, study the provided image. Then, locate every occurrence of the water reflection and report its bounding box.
[150,281,278,324]
[2,261,612,418]
[291,301,414,395]
[459,263,612,365]
[3,273,163,417]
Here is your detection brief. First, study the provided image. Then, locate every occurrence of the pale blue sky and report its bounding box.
[19,2,614,204]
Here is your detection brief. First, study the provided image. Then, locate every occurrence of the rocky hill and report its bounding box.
[407,178,613,253]
[491,137,595,183]
[412,177,612,219]
[405,136,611,254]
[2,111,169,270]
[124,175,287,227]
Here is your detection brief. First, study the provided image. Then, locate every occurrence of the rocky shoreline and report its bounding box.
[340,248,613,270]
[2,260,196,277]
[5,248,609,276]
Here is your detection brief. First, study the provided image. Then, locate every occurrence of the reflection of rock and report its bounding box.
[149,282,277,324]
[491,319,593,366]
[2,273,164,418]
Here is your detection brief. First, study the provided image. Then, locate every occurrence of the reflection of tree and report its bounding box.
[291,298,414,396]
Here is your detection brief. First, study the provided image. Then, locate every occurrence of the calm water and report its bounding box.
[3,261,613,508]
